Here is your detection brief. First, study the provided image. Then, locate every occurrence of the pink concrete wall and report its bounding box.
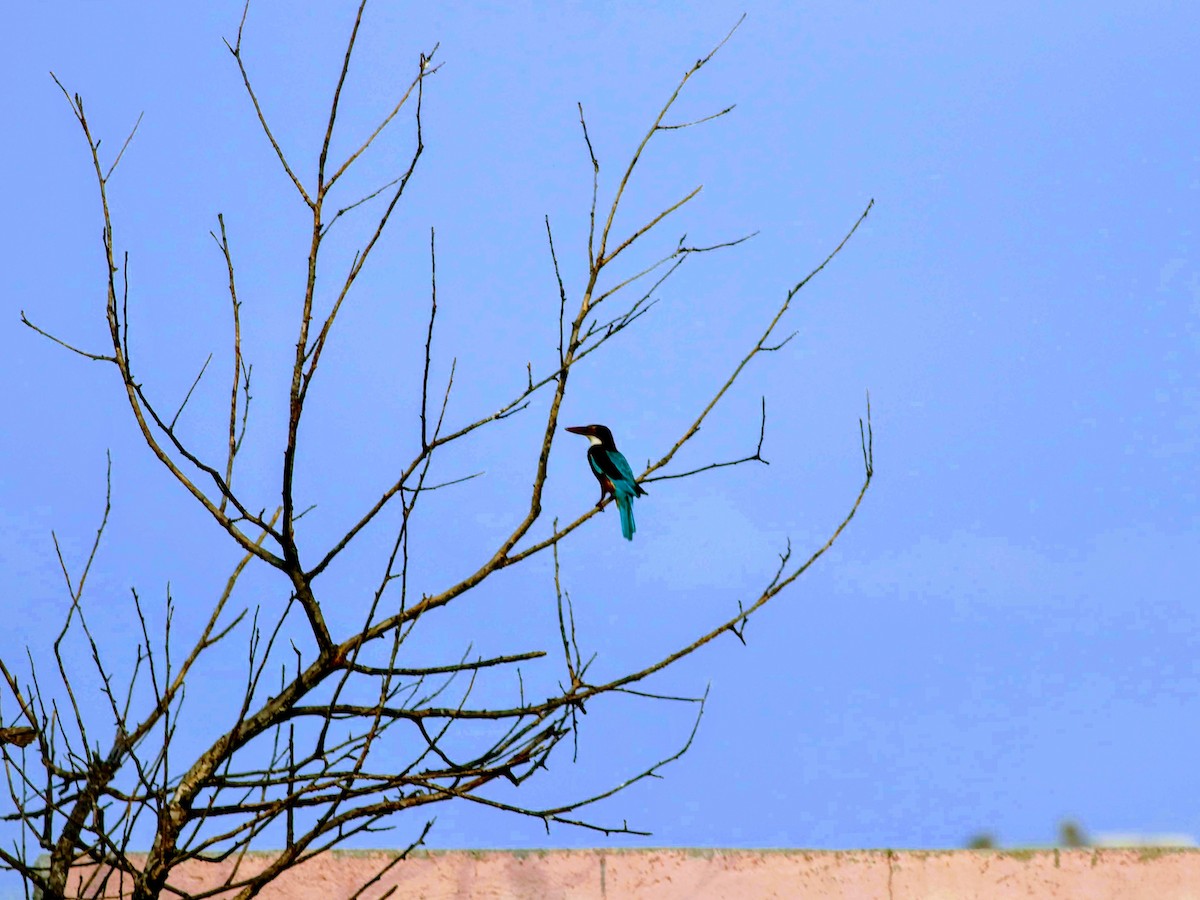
[55,848,1200,899]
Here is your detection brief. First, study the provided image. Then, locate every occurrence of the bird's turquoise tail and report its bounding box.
[616,494,636,540]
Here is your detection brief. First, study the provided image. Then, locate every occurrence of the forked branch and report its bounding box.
[11,9,874,898]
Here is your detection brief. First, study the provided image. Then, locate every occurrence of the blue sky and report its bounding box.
[2,0,1198,877]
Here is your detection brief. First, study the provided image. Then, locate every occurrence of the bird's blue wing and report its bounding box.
[606,450,639,495]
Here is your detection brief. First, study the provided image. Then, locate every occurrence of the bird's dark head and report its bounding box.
[566,424,616,449]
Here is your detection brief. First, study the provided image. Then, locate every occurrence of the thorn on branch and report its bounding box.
[727,601,748,646]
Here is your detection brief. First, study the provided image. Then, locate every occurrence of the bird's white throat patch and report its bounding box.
[584,434,605,447]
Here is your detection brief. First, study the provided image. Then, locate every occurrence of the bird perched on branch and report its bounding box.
[565,424,648,540]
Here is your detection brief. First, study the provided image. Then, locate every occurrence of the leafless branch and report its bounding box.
[19,311,113,362]
[10,10,875,898]
[644,395,770,482]
[169,353,213,432]
[103,111,144,182]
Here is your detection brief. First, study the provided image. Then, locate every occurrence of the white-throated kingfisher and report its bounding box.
[565,424,648,540]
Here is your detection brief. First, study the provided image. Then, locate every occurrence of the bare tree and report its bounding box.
[3,4,873,898]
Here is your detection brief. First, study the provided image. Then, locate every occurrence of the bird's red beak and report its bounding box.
[565,426,590,435]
